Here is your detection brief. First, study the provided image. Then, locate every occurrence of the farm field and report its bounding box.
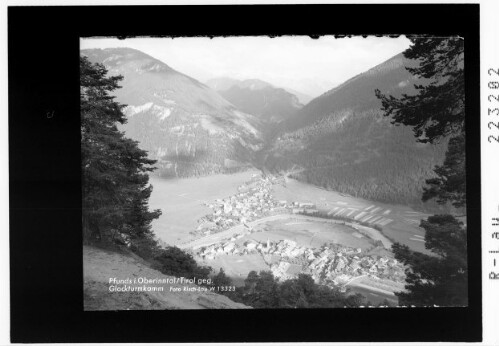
[273,177,433,253]
[148,170,259,246]
[180,213,391,251]
[245,219,374,250]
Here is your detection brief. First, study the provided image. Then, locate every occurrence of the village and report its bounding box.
[184,172,406,293]
[191,172,395,241]
[192,173,290,237]
[195,236,406,292]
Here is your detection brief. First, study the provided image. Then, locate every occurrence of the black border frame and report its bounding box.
[9,4,481,343]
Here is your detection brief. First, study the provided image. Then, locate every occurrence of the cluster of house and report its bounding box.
[195,235,247,260]
[195,235,406,290]
[192,174,289,237]
[299,244,406,287]
[184,172,406,291]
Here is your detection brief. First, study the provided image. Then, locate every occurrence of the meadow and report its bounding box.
[149,171,433,252]
[246,219,374,250]
[273,178,432,253]
[148,170,259,246]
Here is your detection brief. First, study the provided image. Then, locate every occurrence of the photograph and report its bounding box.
[9,2,488,343]
[81,35,468,310]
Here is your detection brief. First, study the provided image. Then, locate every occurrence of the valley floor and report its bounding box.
[272,177,433,254]
[149,170,260,246]
[151,171,432,253]
[148,170,435,306]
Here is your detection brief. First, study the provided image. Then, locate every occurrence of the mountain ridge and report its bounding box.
[81,48,264,178]
[206,77,304,125]
[264,52,447,210]
[206,77,313,105]
[82,47,448,211]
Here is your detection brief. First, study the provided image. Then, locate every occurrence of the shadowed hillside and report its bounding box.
[84,246,250,310]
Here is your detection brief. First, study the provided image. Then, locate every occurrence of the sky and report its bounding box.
[81,35,411,98]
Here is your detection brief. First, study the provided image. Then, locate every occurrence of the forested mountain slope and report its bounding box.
[265,53,447,210]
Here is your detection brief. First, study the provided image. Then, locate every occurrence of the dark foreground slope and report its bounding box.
[83,246,250,310]
[82,48,263,178]
[265,53,447,210]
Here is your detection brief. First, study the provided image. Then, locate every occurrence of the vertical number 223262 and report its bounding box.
[488,68,499,143]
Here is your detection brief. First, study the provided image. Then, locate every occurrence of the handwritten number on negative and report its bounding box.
[489,68,499,76]
[489,95,499,102]
[488,122,499,131]
[488,108,499,116]
[488,70,499,143]
[488,135,499,143]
